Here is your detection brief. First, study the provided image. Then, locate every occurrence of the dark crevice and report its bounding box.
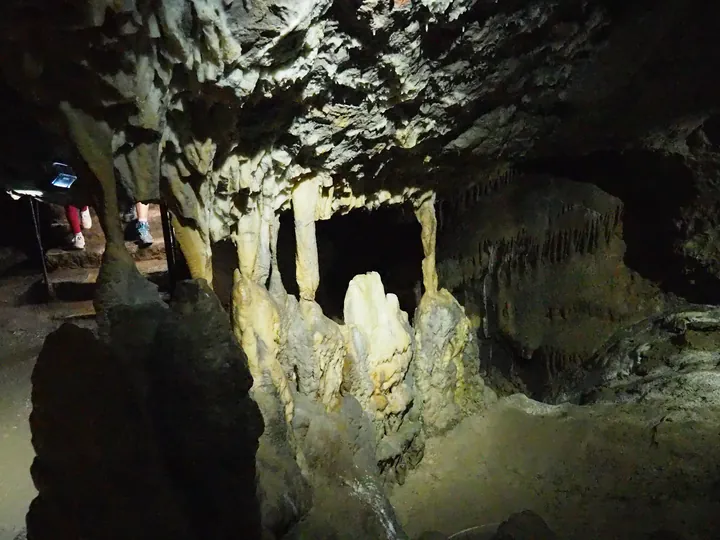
[702,115,720,146]
[211,239,237,311]
[277,205,423,321]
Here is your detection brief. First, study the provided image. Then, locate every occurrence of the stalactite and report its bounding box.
[439,199,623,291]
[173,214,214,285]
[415,193,439,296]
[292,177,321,301]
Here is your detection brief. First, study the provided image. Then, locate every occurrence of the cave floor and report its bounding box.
[0,272,89,539]
[391,395,720,540]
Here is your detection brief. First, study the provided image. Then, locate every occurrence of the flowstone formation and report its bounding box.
[232,183,494,492]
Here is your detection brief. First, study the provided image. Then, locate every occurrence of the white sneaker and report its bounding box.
[80,208,92,230]
[71,233,85,250]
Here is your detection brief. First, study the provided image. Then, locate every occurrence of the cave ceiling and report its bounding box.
[0,0,719,236]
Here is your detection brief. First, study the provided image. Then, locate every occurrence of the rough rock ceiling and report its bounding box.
[1,0,720,237]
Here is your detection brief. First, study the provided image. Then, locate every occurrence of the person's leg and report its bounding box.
[135,202,153,247]
[136,202,148,222]
[65,205,81,235]
[65,205,85,249]
[80,206,92,230]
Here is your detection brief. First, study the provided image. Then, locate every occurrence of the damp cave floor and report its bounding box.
[0,272,719,539]
[0,271,98,540]
[391,396,720,540]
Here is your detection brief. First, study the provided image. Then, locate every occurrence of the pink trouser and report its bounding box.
[65,205,88,235]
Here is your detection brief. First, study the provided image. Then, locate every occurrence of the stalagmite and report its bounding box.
[414,194,439,296]
[59,102,164,328]
[230,191,295,425]
[343,272,414,425]
[292,177,321,301]
[413,288,496,435]
[232,269,294,424]
[236,210,261,281]
[284,300,346,412]
[413,190,496,434]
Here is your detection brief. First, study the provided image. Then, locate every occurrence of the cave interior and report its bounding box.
[1,1,720,539]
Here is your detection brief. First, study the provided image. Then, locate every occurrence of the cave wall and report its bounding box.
[436,172,667,398]
[2,3,719,405]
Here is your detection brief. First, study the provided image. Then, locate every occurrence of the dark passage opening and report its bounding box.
[211,239,237,311]
[277,204,424,321]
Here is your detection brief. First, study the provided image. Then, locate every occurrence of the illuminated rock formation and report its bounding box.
[5,1,720,538]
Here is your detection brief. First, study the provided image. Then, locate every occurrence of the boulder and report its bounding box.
[491,511,557,540]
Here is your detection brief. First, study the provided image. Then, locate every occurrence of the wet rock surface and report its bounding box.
[287,394,408,539]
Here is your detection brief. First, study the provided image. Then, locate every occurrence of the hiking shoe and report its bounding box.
[136,220,153,247]
[71,233,85,250]
[80,208,92,230]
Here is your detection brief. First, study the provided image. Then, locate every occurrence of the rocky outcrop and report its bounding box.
[27,278,265,540]
[148,280,265,539]
[574,306,720,409]
[27,324,193,540]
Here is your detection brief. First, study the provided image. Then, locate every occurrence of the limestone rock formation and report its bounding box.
[0,0,719,417]
[27,324,194,540]
[148,280,264,539]
[287,394,408,540]
[27,279,265,540]
[414,288,496,435]
[437,173,666,398]
[344,272,414,427]
[1,0,720,290]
